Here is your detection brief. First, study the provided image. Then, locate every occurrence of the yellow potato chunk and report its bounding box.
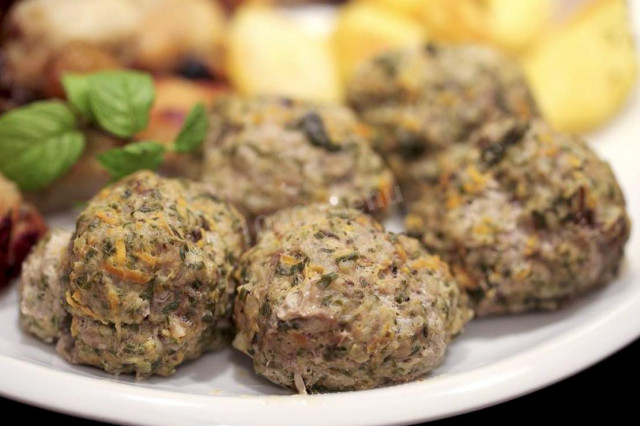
[227,6,341,103]
[362,0,551,53]
[485,0,552,53]
[362,0,486,43]
[523,0,638,133]
[332,2,426,83]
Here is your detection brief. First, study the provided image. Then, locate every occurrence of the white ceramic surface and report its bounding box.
[1,4,639,426]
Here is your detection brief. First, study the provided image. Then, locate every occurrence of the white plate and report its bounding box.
[1,4,640,426]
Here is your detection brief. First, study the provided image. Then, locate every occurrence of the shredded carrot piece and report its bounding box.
[410,256,443,271]
[95,211,117,225]
[463,165,488,194]
[107,287,119,312]
[566,154,582,168]
[176,197,188,219]
[280,254,300,266]
[65,291,103,322]
[452,265,476,290]
[133,251,160,267]
[308,264,325,274]
[472,222,493,236]
[405,214,424,230]
[446,194,462,209]
[115,240,126,265]
[104,262,151,284]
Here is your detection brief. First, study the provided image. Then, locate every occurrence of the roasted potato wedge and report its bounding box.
[221,0,345,8]
[362,0,486,43]
[522,0,638,133]
[363,0,551,53]
[332,2,426,83]
[227,6,342,102]
[483,0,552,53]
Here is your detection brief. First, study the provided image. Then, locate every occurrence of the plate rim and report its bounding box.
[3,3,640,425]
[2,285,639,426]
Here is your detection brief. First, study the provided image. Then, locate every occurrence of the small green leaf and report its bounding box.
[61,73,93,119]
[88,71,155,138]
[0,101,86,191]
[173,103,209,153]
[98,141,166,181]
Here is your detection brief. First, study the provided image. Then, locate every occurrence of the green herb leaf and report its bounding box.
[61,74,93,119]
[335,252,359,263]
[0,101,86,191]
[318,272,339,289]
[88,71,155,138]
[173,103,208,153]
[98,141,166,181]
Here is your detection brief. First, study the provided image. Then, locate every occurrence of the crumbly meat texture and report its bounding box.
[347,44,538,201]
[57,171,248,377]
[202,97,396,223]
[0,174,47,287]
[405,119,630,316]
[233,205,471,393]
[19,229,73,342]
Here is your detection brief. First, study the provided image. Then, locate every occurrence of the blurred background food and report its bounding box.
[226,5,341,102]
[0,0,637,208]
[1,0,227,105]
[220,0,345,11]
[332,1,425,84]
[523,0,638,132]
[0,173,47,287]
[1,0,636,131]
[361,0,552,53]
[335,0,637,133]
[137,77,227,179]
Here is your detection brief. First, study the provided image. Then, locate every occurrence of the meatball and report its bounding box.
[202,96,396,225]
[0,173,47,287]
[19,229,73,343]
[347,44,538,201]
[57,171,248,377]
[233,205,471,393]
[405,119,630,316]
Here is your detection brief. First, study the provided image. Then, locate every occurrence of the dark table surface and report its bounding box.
[2,337,637,424]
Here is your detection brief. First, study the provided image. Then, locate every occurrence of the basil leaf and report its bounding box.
[0,101,86,191]
[98,141,166,181]
[61,74,93,119]
[173,103,209,153]
[88,71,155,138]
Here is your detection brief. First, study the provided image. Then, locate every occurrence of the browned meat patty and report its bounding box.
[405,118,630,316]
[202,96,396,227]
[233,204,471,393]
[19,229,73,342]
[54,171,248,377]
[347,43,538,202]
